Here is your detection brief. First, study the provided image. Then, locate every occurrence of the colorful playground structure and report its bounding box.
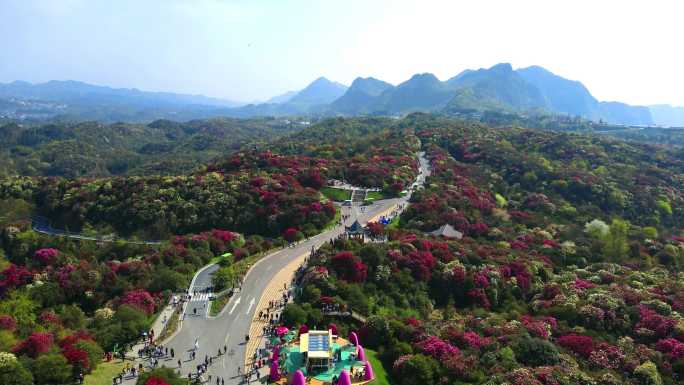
[268,326,374,385]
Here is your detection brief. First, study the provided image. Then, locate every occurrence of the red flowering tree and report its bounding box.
[391,250,436,281]
[330,252,368,283]
[62,345,90,372]
[298,169,326,190]
[120,290,156,315]
[366,222,385,237]
[59,331,102,374]
[283,228,299,243]
[13,332,54,358]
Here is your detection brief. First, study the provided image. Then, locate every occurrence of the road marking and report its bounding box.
[229,297,241,315]
[190,292,212,302]
[246,297,255,314]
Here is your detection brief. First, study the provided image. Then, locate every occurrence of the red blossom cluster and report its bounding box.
[59,331,95,372]
[0,264,33,295]
[211,229,237,243]
[13,332,54,358]
[389,249,436,281]
[330,252,368,283]
[282,228,299,243]
[556,334,594,358]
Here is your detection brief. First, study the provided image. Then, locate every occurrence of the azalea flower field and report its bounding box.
[283,115,684,385]
[0,113,682,384]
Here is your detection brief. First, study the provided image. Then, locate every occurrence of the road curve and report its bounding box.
[162,152,429,384]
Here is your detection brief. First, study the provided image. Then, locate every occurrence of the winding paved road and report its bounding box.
[157,152,430,384]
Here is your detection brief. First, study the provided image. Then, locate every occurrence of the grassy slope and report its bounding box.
[366,348,390,385]
[321,187,352,201]
[84,360,125,385]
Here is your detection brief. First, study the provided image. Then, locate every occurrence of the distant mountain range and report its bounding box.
[237,64,666,126]
[0,80,242,107]
[2,66,683,126]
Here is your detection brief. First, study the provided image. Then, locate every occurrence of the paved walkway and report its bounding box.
[243,251,308,368]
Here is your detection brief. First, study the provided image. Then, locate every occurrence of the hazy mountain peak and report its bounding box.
[489,62,513,72]
[348,77,393,94]
[446,69,474,85]
[286,77,348,106]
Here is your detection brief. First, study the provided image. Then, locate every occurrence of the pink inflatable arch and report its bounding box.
[357,345,366,362]
[364,360,375,381]
[349,331,359,346]
[292,369,306,385]
[338,369,352,385]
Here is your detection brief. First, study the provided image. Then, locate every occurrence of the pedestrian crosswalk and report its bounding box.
[189,292,212,302]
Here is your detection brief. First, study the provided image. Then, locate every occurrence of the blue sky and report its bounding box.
[1,0,682,105]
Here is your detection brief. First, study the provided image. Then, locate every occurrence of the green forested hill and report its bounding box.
[0,117,302,177]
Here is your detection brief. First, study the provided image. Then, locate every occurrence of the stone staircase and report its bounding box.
[351,189,366,203]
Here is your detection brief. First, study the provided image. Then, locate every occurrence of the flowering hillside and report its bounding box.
[283,114,684,385]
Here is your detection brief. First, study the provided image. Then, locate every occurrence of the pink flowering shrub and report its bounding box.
[571,278,596,292]
[416,335,460,361]
[458,331,491,350]
[656,338,684,360]
[211,229,237,243]
[521,315,553,339]
[34,248,59,265]
[120,289,156,315]
[468,288,491,308]
[588,343,624,370]
[635,304,676,338]
[39,310,61,326]
[0,264,33,294]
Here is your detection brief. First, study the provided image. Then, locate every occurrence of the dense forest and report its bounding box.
[0,117,304,178]
[0,113,682,385]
